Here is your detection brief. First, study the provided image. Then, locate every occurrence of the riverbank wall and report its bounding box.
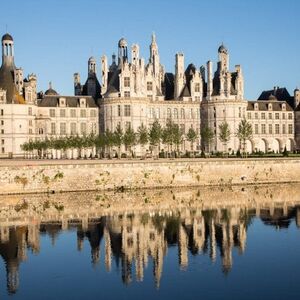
[0,158,300,195]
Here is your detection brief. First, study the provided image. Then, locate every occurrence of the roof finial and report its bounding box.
[49,81,52,89]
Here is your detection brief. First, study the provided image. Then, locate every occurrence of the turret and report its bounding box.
[118,38,128,66]
[74,72,81,95]
[294,88,300,108]
[235,65,244,99]
[131,44,140,64]
[88,56,96,74]
[101,55,108,94]
[175,53,185,99]
[207,61,213,100]
[218,43,229,71]
[1,33,15,69]
[150,33,160,76]
[14,68,23,94]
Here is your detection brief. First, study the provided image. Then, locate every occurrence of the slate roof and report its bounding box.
[37,95,98,107]
[82,73,102,99]
[105,69,120,96]
[247,100,293,111]
[2,33,13,41]
[164,72,174,100]
[258,87,294,108]
[0,63,17,104]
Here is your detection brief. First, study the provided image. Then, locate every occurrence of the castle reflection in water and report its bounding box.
[1,197,300,294]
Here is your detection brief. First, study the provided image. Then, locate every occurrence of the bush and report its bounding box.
[236,149,241,158]
[121,153,127,158]
[282,146,289,157]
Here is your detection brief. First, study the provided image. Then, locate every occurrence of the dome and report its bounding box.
[268,94,277,100]
[118,38,127,48]
[45,82,58,95]
[2,33,13,42]
[218,44,228,54]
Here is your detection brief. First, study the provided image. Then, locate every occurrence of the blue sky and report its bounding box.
[1,0,299,99]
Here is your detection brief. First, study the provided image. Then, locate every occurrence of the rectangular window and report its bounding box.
[239,107,242,118]
[80,109,86,118]
[167,108,171,118]
[29,128,33,134]
[1,129,4,134]
[28,107,32,116]
[255,112,258,119]
[60,123,66,135]
[49,109,55,117]
[268,113,272,119]
[180,124,185,134]
[80,123,87,134]
[288,113,293,120]
[275,124,280,134]
[124,77,130,87]
[261,112,265,119]
[70,123,76,135]
[181,109,185,119]
[1,120,4,125]
[125,121,131,129]
[0,109,3,116]
[124,105,131,117]
[118,105,121,117]
[190,109,194,119]
[60,109,65,118]
[195,83,200,92]
[70,109,76,118]
[288,124,293,134]
[269,124,272,134]
[29,120,32,126]
[282,113,285,120]
[90,109,96,118]
[255,124,258,134]
[261,124,266,134]
[124,91,130,98]
[282,124,286,134]
[247,112,251,119]
[174,108,178,119]
[1,147,4,153]
[147,82,153,91]
[1,139,4,145]
[51,123,56,135]
[275,113,279,120]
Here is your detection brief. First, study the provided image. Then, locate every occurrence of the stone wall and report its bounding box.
[1,158,300,194]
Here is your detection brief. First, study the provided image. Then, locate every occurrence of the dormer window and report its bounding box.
[80,98,86,107]
[254,103,259,111]
[268,103,272,111]
[59,97,66,107]
[282,103,286,110]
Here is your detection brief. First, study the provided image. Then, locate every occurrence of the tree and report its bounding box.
[148,120,162,157]
[200,126,214,153]
[172,123,182,157]
[104,129,114,158]
[162,120,174,157]
[236,118,253,158]
[186,127,198,156]
[113,124,123,158]
[137,124,148,157]
[218,121,231,156]
[123,126,136,157]
[94,133,106,158]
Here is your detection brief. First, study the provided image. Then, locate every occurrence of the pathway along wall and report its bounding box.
[0,158,300,195]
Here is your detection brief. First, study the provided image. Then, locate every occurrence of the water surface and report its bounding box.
[0,185,300,299]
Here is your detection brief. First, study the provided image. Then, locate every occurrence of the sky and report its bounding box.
[1,0,300,99]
